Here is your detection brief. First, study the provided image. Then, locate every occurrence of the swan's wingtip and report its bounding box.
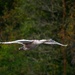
[64,44,68,47]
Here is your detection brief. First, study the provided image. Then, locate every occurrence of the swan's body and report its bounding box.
[0,39,67,50]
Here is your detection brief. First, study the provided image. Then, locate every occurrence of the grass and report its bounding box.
[0,45,72,75]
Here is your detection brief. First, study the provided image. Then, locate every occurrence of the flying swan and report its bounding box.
[0,39,67,50]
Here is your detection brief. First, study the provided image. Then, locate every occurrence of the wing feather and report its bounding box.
[44,39,67,46]
[0,39,33,45]
[0,41,20,44]
[16,39,33,44]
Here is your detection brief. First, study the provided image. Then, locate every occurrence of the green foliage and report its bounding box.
[0,0,75,75]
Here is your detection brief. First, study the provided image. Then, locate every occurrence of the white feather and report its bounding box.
[0,39,68,50]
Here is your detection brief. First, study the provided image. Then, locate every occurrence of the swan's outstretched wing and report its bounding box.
[0,39,33,45]
[0,41,19,44]
[16,39,33,44]
[44,39,67,46]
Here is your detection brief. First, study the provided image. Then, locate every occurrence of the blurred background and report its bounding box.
[0,0,75,75]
